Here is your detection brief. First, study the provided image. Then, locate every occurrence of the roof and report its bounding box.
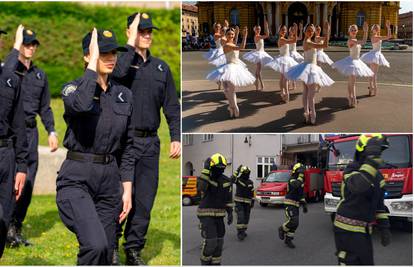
[182,3,198,13]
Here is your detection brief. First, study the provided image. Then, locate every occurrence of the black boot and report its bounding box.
[112,247,121,265]
[237,230,245,241]
[285,236,296,249]
[6,223,19,248]
[201,259,211,265]
[15,225,31,247]
[278,226,285,240]
[125,248,146,265]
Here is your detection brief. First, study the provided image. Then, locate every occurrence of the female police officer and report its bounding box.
[56,28,135,265]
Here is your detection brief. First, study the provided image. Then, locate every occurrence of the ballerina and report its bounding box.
[265,23,299,103]
[288,22,304,91]
[332,22,374,108]
[206,26,255,118]
[361,20,391,96]
[286,22,334,125]
[203,21,226,66]
[315,25,334,66]
[242,20,272,91]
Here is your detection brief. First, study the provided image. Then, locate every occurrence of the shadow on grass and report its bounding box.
[21,256,53,265]
[24,209,60,239]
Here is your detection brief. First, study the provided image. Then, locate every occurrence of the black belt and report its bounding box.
[66,151,114,164]
[0,139,12,148]
[134,129,157,138]
[25,119,37,128]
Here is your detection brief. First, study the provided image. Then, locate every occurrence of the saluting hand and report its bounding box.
[127,12,140,46]
[87,28,99,72]
[169,141,181,159]
[13,24,24,50]
[14,172,26,201]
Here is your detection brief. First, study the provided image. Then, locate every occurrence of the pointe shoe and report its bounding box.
[234,107,240,118]
[303,112,310,124]
[347,97,353,108]
[310,114,316,125]
[228,107,234,118]
[217,82,222,90]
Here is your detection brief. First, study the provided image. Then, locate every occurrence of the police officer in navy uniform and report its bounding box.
[0,25,27,258]
[112,13,181,265]
[56,28,134,265]
[334,134,391,265]
[6,28,58,247]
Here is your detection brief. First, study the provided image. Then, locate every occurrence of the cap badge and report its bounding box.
[142,13,149,19]
[26,30,33,35]
[103,30,113,38]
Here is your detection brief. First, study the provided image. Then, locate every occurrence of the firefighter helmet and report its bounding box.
[356,134,388,152]
[292,163,304,174]
[240,165,251,174]
[210,153,227,169]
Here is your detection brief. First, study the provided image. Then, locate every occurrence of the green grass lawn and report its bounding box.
[0,99,181,265]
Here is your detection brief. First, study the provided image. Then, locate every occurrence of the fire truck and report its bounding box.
[256,168,324,207]
[182,176,200,206]
[321,134,412,229]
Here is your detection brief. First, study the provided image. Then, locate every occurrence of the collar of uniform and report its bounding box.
[133,49,152,65]
[15,60,35,76]
[96,79,114,95]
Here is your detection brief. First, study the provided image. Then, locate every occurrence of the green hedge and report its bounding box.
[0,2,180,97]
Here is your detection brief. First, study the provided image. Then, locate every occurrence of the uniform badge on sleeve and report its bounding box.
[62,84,77,96]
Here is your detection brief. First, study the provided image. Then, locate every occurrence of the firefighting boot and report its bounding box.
[6,223,19,248]
[201,259,212,265]
[285,236,296,249]
[278,226,285,240]
[237,230,245,241]
[125,248,146,265]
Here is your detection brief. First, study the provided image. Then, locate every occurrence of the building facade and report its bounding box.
[398,11,412,39]
[183,134,283,187]
[197,1,400,39]
[182,3,199,37]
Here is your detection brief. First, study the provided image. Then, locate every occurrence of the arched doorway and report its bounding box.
[184,161,194,176]
[288,2,308,27]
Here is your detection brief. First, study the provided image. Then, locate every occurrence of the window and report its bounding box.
[230,8,240,26]
[183,134,193,146]
[202,134,214,142]
[257,156,277,178]
[356,11,365,27]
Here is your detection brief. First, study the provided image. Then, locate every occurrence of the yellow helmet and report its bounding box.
[240,165,251,174]
[292,163,304,173]
[356,134,386,152]
[210,153,227,168]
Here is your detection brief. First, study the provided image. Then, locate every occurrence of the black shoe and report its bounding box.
[278,226,285,240]
[15,227,32,247]
[112,248,121,265]
[237,231,245,241]
[6,224,19,248]
[125,248,146,265]
[285,237,296,249]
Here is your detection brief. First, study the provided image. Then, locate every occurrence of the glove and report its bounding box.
[203,157,212,170]
[227,210,233,225]
[380,228,391,247]
[302,204,308,213]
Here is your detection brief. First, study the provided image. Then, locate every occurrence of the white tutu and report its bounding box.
[360,50,390,67]
[317,50,334,65]
[332,57,374,77]
[286,62,335,86]
[265,55,298,74]
[290,51,304,63]
[206,60,255,87]
[242,50,273,65]
[204,47,221,60]
[208,53,227,67]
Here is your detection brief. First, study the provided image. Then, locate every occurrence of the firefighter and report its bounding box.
[334,134,391,265]
[197,153,233,265]
[231,165,254,241]
[278,163,308,248]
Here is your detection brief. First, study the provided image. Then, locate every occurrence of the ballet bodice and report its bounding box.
[215,38,222,49]
[350,44,361,59]
[279,44,289,56]
[225,50,240,64]
[256,39,264,51]
[289,42,297,52]
[304,48,317,64]
[372,40,382,51]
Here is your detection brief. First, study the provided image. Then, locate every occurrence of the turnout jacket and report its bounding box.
[233,175,254,204]
[284,172,306,207]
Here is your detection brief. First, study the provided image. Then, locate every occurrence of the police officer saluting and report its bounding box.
[0,25,27,258]
[56,28,134,265]
[278,163,308,248]
[231,165,254,241]
[334,134,391,265]
[112,13,181,265]
[7,28,58,248]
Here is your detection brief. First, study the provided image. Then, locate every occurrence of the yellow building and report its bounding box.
[182,3,199,37]
[197,1,400,38]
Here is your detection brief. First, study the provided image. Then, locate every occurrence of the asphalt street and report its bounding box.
[182,49,413,133]
[182,202,413,265]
